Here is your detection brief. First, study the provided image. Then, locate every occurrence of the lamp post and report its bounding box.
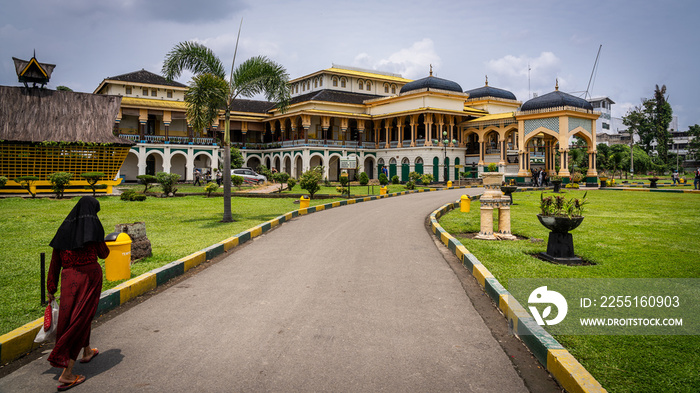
[442,130,457,183]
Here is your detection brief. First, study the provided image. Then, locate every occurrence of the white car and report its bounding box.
[231,168,267,185]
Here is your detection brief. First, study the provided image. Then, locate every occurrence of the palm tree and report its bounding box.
[162,41,290,222]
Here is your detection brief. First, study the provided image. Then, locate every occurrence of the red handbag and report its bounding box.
[43,302,53,332]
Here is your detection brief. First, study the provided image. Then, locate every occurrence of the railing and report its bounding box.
[168,136,190,144]
[119,134,139,142]
[119,134,218,146]
[144,135,167,143]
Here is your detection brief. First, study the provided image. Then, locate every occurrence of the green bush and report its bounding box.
[391,175,400,184]
[420,174,433,185]
[378,173,389,186]
[155,172,180,195]
[204,182,219,197]
[409,171,421,183]
[120,189,146,201]
[287,177,296,192]
[231,175,244,189]
[358,172,369,186]
[300,166,323,199]
[272,172,290,193]
[257,165,273,181]
[0,176,7,189]
[487,163,498,172]
[48,172,72,199]
[405,180,415,190]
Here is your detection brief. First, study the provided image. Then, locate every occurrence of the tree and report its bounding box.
[688,124,700,161]
[15,176,40,198]
[623,85,673,165]
[48,172,72,199]
[162,36,290,222]
[56,86,73,92]
[300,166,323,199]
[136,174,158,193]
[231,175,244,190]
[80,172,105,197]
[230,148,244,169]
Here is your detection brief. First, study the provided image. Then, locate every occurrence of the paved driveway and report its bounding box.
[1,188,530,392]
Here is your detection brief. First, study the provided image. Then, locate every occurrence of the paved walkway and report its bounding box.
[1,188,531,392]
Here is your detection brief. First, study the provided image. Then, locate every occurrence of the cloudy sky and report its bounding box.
[2,0,698,130]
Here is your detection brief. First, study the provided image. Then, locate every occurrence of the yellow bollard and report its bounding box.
[105,232,132,281]
[460,195,471,213]
[380,186,387,196]
[299,195,310,209]
[447,180,453,188]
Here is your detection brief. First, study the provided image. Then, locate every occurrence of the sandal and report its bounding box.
[57,375,85,391]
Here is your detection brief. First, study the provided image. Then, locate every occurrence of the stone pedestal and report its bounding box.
[497,206,517,240]
[475,173,517,241]
[114,222,152,261]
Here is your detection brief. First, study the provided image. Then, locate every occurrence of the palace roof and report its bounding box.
[464,85,517,101]
[0,86,133,145]
[290,89,382,106]
[96,69,187,90]
[400,75,462,94]
[521,89,593,112]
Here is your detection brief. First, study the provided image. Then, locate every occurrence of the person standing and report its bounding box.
[672,170,679,185]
[46,196,109,391]
[216,170,222,186]
[695,168,700,190]
[193,169,201,186]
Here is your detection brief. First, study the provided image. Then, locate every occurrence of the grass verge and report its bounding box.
[439,190,700,393]
[0,195,339,336]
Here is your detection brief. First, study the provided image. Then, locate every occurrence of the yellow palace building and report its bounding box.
[96,64,600,184]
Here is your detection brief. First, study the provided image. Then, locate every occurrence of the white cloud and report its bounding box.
[352,39,441,79]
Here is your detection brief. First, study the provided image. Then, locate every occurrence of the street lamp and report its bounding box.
[442,130,457,183]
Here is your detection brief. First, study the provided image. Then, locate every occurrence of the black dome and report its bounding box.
[520,90,593,112]
[400,75,462,94]
[465,85,517,101]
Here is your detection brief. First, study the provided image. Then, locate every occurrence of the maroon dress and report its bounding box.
[47,241,109,368]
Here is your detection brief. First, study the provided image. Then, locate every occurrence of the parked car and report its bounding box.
[231,168,267,185]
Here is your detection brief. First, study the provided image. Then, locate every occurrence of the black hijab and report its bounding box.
[49,196,106,250]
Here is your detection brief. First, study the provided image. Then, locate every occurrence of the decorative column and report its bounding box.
[424,114,433,146]
[384,123,390,148]
[163,111,171,142]
[397,121,404,148]
[139,109,147,141]
[558,148,570,177]
[410,115,417,147]
[476,172,516,241]
[322,116,330,145]
[497,205,516,240]
[302,114,311,145]
[448,117,455,147]
[478,137,485,166]
[341,118,349,144]
[241,122,248,147]
[357,119,365,147]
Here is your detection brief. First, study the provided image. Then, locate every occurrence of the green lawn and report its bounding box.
[439,190,700,393]
[0,195,340,336]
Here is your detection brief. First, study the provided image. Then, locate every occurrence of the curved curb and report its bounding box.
[429,200,607,393]
[0,185,468,366]
[600,187,699,194]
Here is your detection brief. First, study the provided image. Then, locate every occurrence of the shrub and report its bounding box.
[409,171,422,183]
[540,192,587,217]
[459,171,472,179]
[15,176,40,198]
[136,174,158,193]
[405,180,415,190]
[0,176,7,189]
[570,171,584,184]
[324,178,332,187]
[287,177,296,192]
[231,175,244,189]
[48,172,72,199]
[204,182,219,197]
[272,172,290,193]
[80,172,105,197]
[565,183,580,189]
[487,163,498,172]
[257,165,273,181]
[300,166,323,199]
[358,172,369,186]
[378,173,389,186]
[120,189,146,201]
[391,175,400,184]
[155,172,180,195]
[420,174,433,185]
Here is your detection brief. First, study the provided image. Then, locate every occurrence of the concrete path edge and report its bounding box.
[429,200,608,393]
[0,186,464,366]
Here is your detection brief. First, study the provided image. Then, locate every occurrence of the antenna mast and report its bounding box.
[585,45,602,100]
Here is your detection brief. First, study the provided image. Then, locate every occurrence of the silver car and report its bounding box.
[231,168,267,185]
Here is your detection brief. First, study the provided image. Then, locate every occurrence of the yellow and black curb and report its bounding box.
[1,185,472,365]
[601,187,699,193]
[430,200,607,393]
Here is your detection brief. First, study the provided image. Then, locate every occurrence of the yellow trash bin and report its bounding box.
[380,186,387,196]
[460,195,471,213]
[447,180,453,188]
[104,232,132,281]
[299,195,310,209]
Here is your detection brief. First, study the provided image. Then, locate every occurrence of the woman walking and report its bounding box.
[47,196,109,391]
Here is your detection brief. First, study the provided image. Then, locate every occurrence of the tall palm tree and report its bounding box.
[162,41,290,222]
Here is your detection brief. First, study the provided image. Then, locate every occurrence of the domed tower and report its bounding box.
[399,67,463,94]
[515,80,600,182]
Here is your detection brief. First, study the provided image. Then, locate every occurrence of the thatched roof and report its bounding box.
[0,85,134,145]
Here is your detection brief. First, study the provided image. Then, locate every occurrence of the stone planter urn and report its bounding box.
[551,180,562,193]
[500,185,518,205]
[537,214,584,264]
[599,176,608,188]
[647,177,659,188]
[476,173,516,240]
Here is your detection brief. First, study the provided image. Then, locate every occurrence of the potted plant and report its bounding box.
[598,171,609,188]
[537,192,588,263]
